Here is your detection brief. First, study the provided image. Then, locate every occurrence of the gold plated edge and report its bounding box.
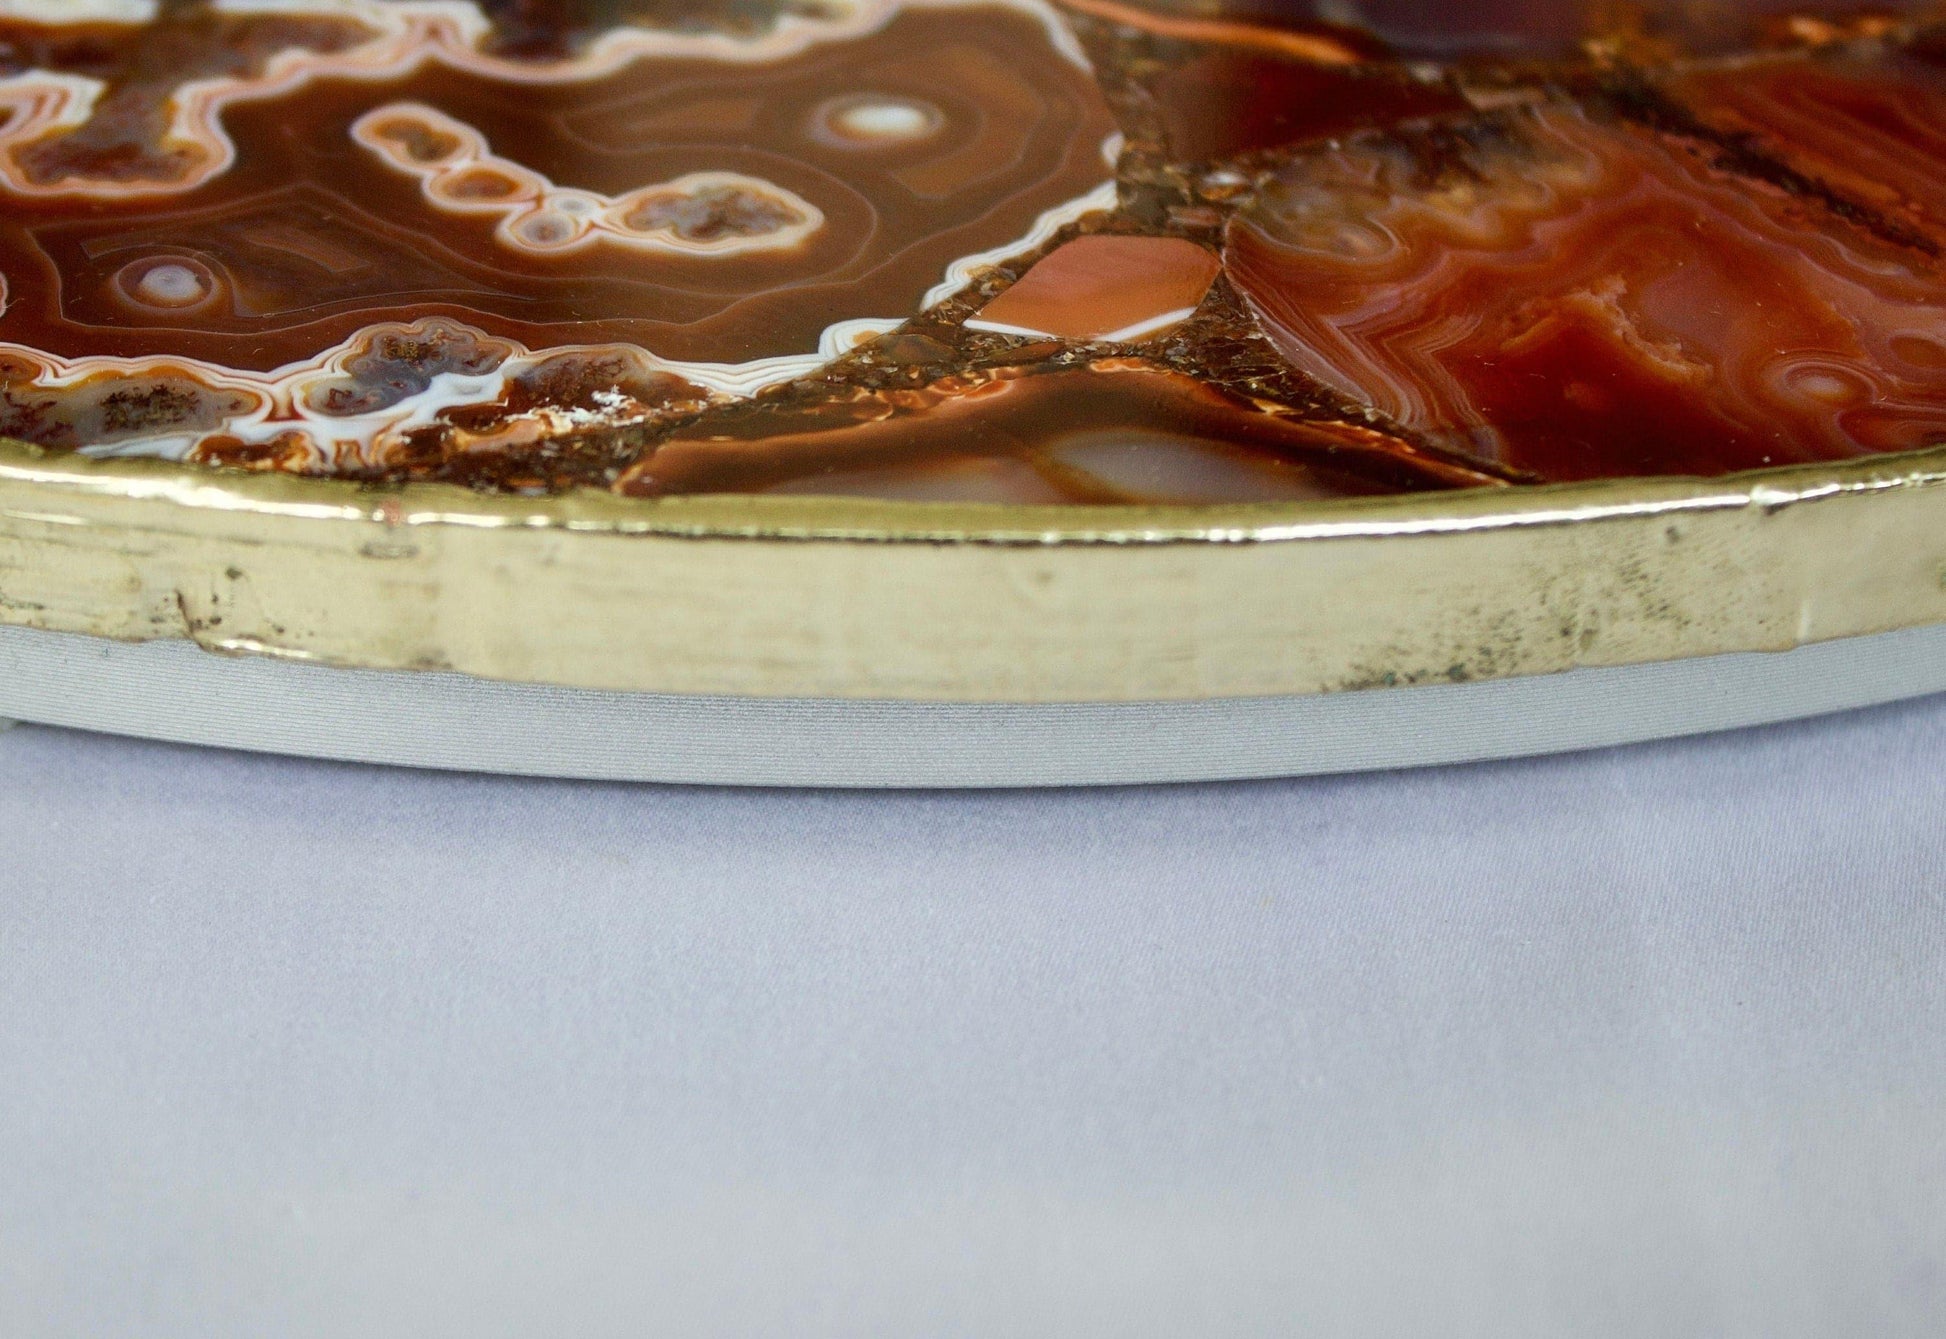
[7,436,1946,702]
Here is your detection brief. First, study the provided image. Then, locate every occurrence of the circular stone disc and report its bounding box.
[2,440,1945,785]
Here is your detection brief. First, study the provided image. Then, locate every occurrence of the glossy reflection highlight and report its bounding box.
[1225,105,1946,481]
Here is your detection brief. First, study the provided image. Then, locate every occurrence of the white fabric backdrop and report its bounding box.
[2,700,1943,1337]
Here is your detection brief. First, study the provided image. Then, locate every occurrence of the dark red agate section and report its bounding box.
[1224,105,1946,479]
[1,0,1945,502]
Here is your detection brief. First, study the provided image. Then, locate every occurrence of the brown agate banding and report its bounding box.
[1224,103,1946,482]
[6,1,1946,503]
[0,0,1118,468]
[1659,49,1946,249]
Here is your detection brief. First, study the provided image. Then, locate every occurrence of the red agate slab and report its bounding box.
[1222,103,1946,480]
[0,0,1943,501]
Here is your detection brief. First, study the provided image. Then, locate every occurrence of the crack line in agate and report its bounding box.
[1055,0,1364,64]
[352,102,825,256]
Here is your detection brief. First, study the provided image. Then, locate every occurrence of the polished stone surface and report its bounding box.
[1,1,1945,499]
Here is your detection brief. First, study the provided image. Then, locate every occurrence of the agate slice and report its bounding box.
[1224,103,1946,478]
[2,0,1946,502]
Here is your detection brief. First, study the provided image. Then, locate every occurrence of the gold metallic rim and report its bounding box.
[3,437,1944,702]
